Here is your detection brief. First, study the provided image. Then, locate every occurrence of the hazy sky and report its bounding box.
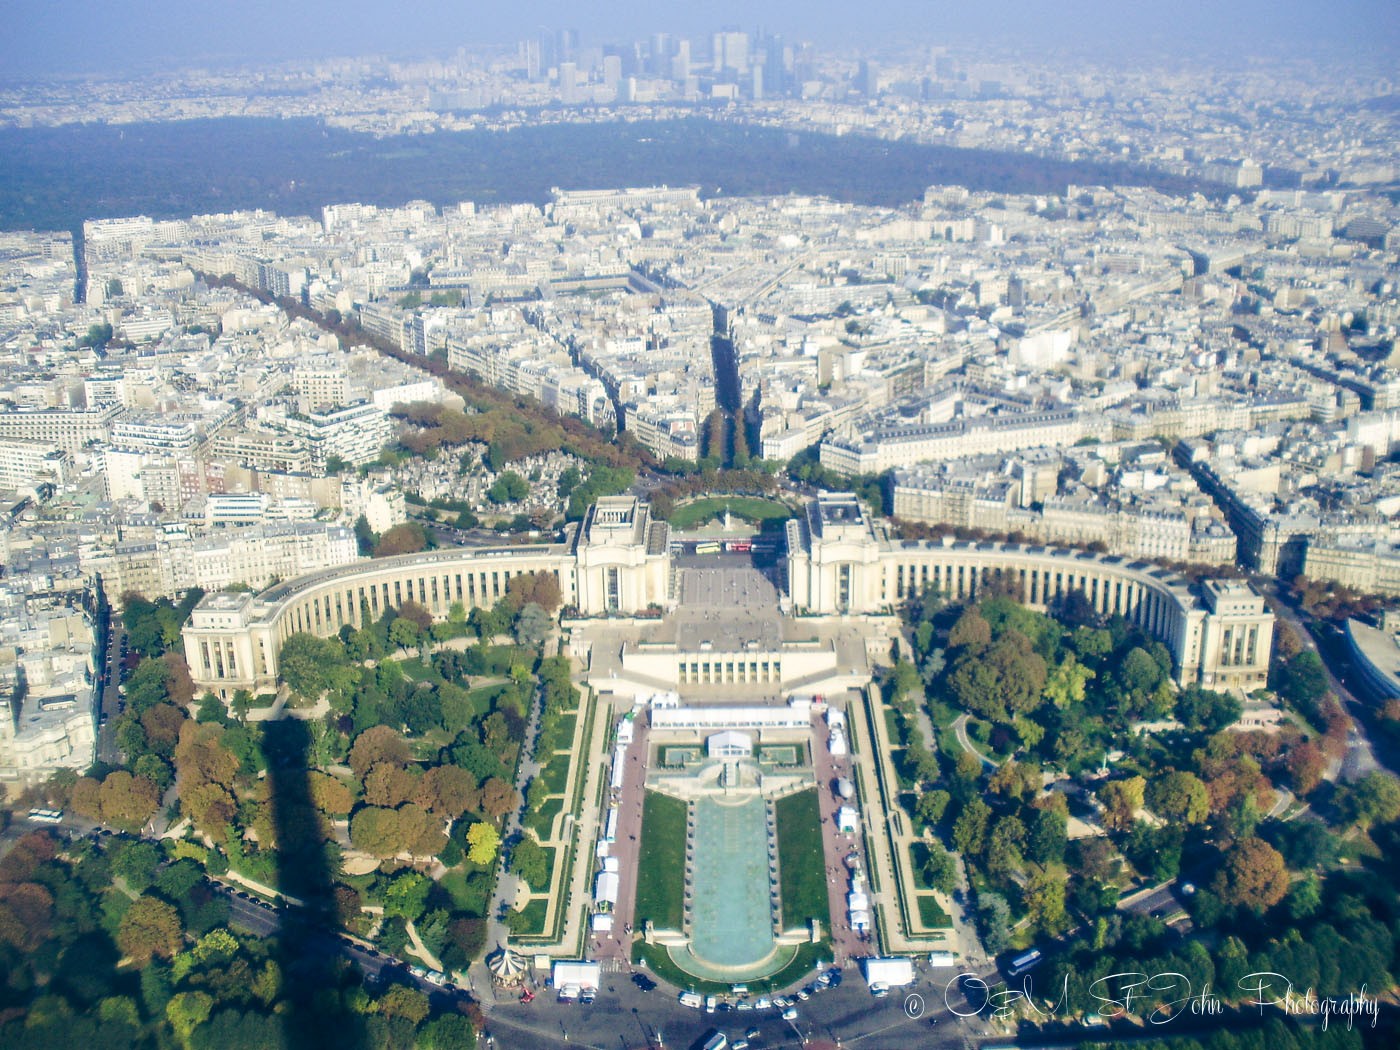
[1,0,1395,77]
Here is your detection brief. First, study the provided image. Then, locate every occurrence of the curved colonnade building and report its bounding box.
[184,493,1272,697]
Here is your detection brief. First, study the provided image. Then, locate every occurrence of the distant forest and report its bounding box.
[0,116,1225,233]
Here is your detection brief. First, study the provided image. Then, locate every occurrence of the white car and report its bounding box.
[782,1007,799,1020]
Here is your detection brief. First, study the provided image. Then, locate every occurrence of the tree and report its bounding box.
[350,807,413,858]
[1146,770,1210,825]
[382,872,432,922]
[1098,775,1146,832]
[1212,837,1289,913]
[479,776,519,819]
[278,633,356,701]
[378,984,431,1025]
[948,607,992,652]
[487,471,529,504]
[375,522,428,557]
[511,835,551,889]
[112,839,163,892]
[1283,741,1327,797]
[915,789,951,830]
[976,892,1012,955]
[118,895,184,966]
[349,725,411,778]
[1022,868,1068,934]
[1043,654,1094,709]
[419,1014,478,1050]
[1340,770,1400,830]
[389,617,421,653]
[418,764,479,818]
[514,602,551,650]
[1274,650,1328,711]
[100,771,161,830]
[952,797,991,856]
[166,990,214,1043]
[921,840,957,894]
[466,821,500,865]
[1027,807,1068,867]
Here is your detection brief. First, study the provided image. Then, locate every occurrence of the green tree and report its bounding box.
[166,990,214,1044]
[1340,770,1400,829]
[952,797,992,856]
[510,835,551,889]
[382,871,432,922]
[466,821,500,865]
[513,602,551,649]
[487,471,529,503]
[1146,770,1210,825]
[389,617,420,652]
[921,840,958,893]
[1098,775,1146,832]
[915,789,951,830]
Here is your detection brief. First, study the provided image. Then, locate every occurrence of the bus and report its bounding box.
[1006,948,1043,978]
[27,808,63,824]
[725,540,752,553]
[695,541,722,554]
[701,1032,728,1050]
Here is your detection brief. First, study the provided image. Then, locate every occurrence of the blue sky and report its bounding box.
[0,1,1394,76]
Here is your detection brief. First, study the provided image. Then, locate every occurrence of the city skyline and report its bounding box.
[1,0,1396,76]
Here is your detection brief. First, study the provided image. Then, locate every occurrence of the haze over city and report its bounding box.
[1,0,1396,74]
[0,3,1397,1050]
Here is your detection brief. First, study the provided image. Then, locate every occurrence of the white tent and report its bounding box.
[591,913,614,933]
[828,728,848,756]
[552,960,601,992]
[862,957,915,987]
[706,729,754,758]
[836,805,859,833]
[595,870,620,904]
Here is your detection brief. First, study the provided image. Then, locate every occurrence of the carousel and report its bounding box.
[485,942,528,988]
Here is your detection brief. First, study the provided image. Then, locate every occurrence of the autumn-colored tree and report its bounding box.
[308,771,355,816]
[1283,741,1327,797]
[397,599,434,633]
[349,725,411,779]
[161,652,198,706]
[0,881,54,950]
[417,764,480,818]
[504,571,564,615]
[479,776,519,819]
[350,807,409,858]
[69,776,104,822]
[1098,775,1146,832]
[0,832,57,884]
[100,771,161,830]
[1212,837,1290,913]
[175,722,240,788]
[375,522,428,557]
[118,895,184,966]
[364,762,420,808]
[183,782,236,843]
[948,607,992,652]
[141,702,186,752]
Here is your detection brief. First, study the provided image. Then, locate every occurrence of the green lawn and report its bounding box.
[508,897,549,936]
[775,789,828,932]
[538,757,569,796]
[525,796,564,839]
[669,496,793,530]
[439,866,493,917]
[635,791,688,932]
[918,895,953,928]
